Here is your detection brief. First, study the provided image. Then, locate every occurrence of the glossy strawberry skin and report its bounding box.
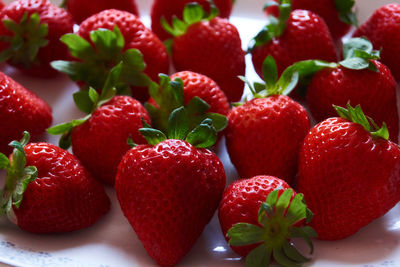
[0,0,73,77]
[252,10,338,77]
[172,17,245,102]
[77,9,169,102]
[297,118,400,240]
[116,139,226,266]
[0,72,52,155]
[307,61,399,143]
[219,176,291,256]
[354,4,400,81]
[66,0,139,24]
[171,71,230,116]
[151,0,233,40]
[13,143,110,233]
[226,96,310,185]
[71,96,150,186]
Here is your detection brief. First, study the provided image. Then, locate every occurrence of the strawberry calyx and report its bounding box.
[0,12,49,68]
[145,74,228,134]
[236,56,337,104]
[47,63,123,149]
[227,189,316,267]
[135,106,221,148]
[0,132,37,219]
[334,0,358,26]
[249,0,291,51]
[339,38,381,72]
[161,2,219,38]
[51,26,151,93]
[334,103,389,140]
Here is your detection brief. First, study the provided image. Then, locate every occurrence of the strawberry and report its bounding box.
[225,56,322,185]
[0,1,4,10]
[64,0,139,24]
[0,132,110,233]
[48,65,150,185]
[251,0,337,78]
[0,0,73,77]
[0,71,52,155]
[219,175,316,266]
[265,0,357,42]
[162,3,245,102]
[116,107,226,266]
[51,9,168,102]
[306,38,399,143]
[354,4,400,81]
[151,0,233,40]
[297,104,400,240]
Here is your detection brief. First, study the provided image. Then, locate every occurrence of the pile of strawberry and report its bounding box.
[1,0,400,266]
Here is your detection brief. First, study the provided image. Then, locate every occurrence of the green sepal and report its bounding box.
[340,38,380,72]
[333,103,390,140]
[139,128,167,145]
[51,26,151,93]
[185,118,217,148]
[168,107,189,140]
[161,2,219,38]
[0,12,49,68]
[227,188,316,267]
[0,132,38,217]
[127,137,137,148]
[334,0,358,26]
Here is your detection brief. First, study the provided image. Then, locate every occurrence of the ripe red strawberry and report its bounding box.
[151,0,233,40]
[163,3,245,102]
[219,175,316,265]
[52,9,169,102]
[298,104,400,240]
[0,72,52,155]
[116,108,226,266]
[0,0,73,77]
[306,38,399,143]
[48,65,150,185]
[252,1,337,78]
[64,0,139,24]
[0,132,110,233]
[265,0,357,42]
[354,4,400,81]
[0,1,4,10]
[226,56,312,185]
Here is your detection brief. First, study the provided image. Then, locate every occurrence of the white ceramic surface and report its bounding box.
[1,0,400,266]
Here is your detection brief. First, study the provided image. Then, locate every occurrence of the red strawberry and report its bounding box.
[116,108,226,266]
[298,104,400,240]
[64,0,139,24]
[265,0,357,42]
[219,175,316,265]
[226,56,312,185]
[354,4,400,81]
[306,38,399,143]
[48,65,150,185]
[163,3,245,102]
[0,132,110,233]
[0,0,73,77]
[0,1,4,10]
[252,1,337,78]
[52,9,168,102]
[151,0,233,40]
[0,72,52,155]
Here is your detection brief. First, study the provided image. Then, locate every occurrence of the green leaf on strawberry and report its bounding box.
[0,132,38,217]
[0,12,49,67]
[51,26,151,93]
[227,189,316,267]
[335,0,358,26]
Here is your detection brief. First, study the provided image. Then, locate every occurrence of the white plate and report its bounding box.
[1,0,400,266]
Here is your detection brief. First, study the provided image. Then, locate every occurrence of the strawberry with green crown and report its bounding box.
[0,132,110,233]
[52,10,168,102]
[162,2,245,102]
[298,103,400,240]
[251,0,337,78]
[219,175,316,267]
[116,107,227,266]
[0,0,73,77]
[306,38,399,143]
